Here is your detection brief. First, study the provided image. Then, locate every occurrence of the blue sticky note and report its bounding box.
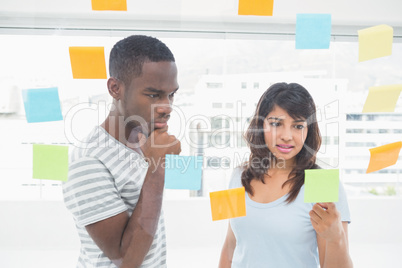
[296,14,332,49]
[22,87,63,123]
[165,155,203,190]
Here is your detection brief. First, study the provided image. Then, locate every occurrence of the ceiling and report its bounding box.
[0,0,401,38]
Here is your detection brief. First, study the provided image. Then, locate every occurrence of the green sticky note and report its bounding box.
[33,144,69,181]
[304,169,339,203]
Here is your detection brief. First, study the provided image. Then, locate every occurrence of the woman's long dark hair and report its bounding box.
[241,82,321,203]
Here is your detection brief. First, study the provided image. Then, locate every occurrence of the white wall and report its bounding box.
[0,198,401,267]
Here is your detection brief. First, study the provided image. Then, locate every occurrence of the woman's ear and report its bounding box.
[107,77,123,100]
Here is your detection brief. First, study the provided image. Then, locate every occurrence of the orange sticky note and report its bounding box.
[91,0,127,11]
[69,47,107,79]
[238,0,274,16]
[209,187,246,221]
[366,141,402,173]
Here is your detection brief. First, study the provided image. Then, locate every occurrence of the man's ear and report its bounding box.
[107,77,123,100]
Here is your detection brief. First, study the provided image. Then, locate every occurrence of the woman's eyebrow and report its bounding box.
[267,117,306,123]
[267,117,282,121]
[293,119,307,123]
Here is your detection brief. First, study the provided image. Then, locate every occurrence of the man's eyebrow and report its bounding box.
[144,87,164,94]
[144,87,179,94]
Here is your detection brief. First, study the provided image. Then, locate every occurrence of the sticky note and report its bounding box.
[358,24,393,62]
[362,84,402,113]
[238,0,274,16]
[91,0,127,11]
[164,155,203,190]
[22,87,63,123]
[210,187,246,221]
[33,144,69,181]
[296,14,332,49]
[69,47,107,79]
[304,169,339,203]
[366,142,402,173]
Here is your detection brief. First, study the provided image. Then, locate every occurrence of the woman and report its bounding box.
[219,82,353,268]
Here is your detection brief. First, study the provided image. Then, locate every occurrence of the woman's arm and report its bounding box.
[219,223,237,268]
[311,203,353,268]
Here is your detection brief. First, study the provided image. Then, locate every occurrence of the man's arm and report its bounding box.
[85,127,180,267]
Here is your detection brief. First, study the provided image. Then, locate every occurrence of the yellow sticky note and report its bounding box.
[367,142,402,173]
[209,187,246,221]
[362,84,402,113]
[69,47,107,79]
[91,0,127,11]
[238,0,274,16]
[33,144,69,181]
[358,24,393,62]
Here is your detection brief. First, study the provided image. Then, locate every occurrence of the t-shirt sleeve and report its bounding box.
[62,156,128,227]
[336,181,351,223]
[228,167,243,189]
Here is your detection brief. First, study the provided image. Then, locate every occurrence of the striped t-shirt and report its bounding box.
[62,126,167,268]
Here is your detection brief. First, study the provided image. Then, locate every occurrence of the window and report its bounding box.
[345,142,377,147]
[346,129,364,133]
[211,117,222,129]
[322,136,330,145]
[333,136,339,145]
[346,114,362,121]
[237,133,247,147]
[212,103,222,109]
[206,82,223,88]
[1,33,402,202]
[225,103,234,109]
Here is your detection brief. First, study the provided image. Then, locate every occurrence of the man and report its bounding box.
[63,35,181,268]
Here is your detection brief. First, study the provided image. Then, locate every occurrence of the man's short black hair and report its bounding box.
[109,35,175,86]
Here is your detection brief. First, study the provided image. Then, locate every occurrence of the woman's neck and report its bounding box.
[270,156,295,171]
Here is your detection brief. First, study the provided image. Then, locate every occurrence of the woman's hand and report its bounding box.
[309,203,344,243]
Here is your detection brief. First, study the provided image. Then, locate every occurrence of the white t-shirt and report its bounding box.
[229,167,351,268]
[63,126,166,268]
